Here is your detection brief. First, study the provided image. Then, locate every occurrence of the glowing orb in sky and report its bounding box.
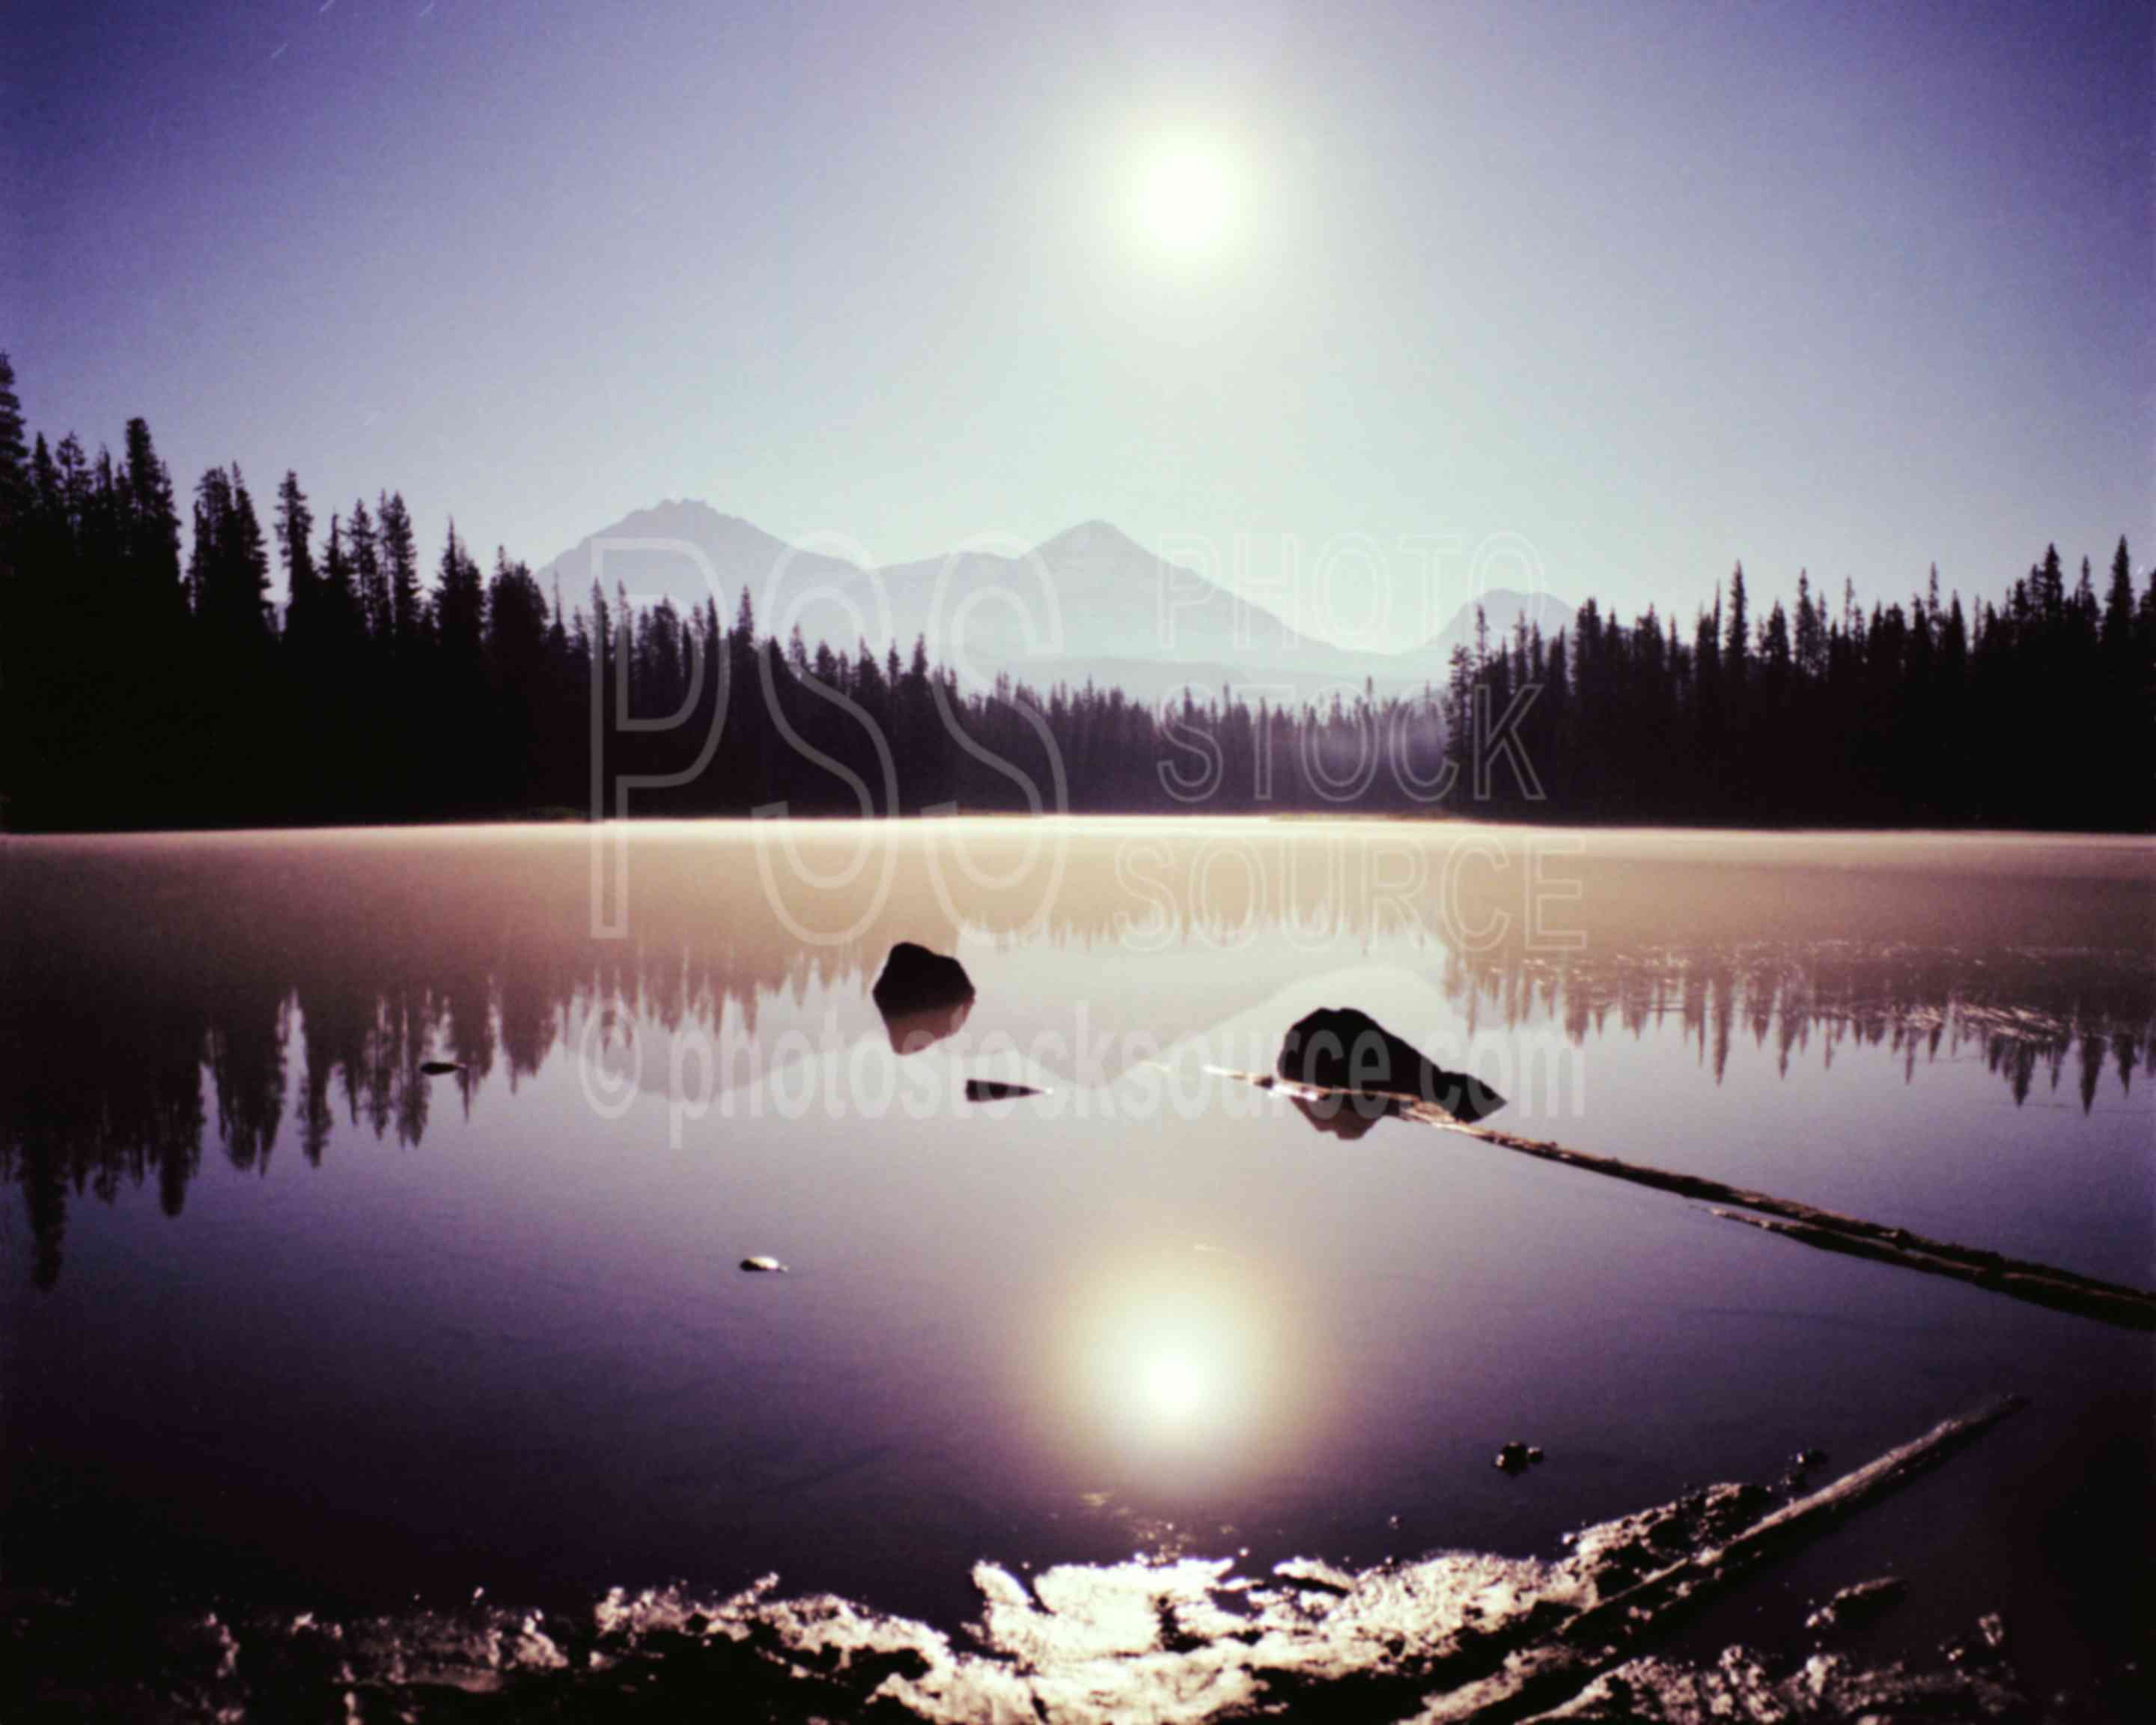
[1132,136,1240,259]
[1136,1345,1214,1427]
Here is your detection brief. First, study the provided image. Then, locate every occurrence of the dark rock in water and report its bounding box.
[873,943,975,1055]
[882,997,972,1054]
[738,1256,787,1274]
[873,943,973,1012]
[1278,1007,1505,1122]
[883,997,972,1054]
[418,1060,465,1077]
[964,1079,1044,1102]
[1494,1440,1544,1473]
[1806,1575,1904,1632]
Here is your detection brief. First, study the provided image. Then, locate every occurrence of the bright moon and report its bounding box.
[1137,1348,1211,1426]
[1133,138,1240,258]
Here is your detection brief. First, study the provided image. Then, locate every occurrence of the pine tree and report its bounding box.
[186,465,274,641]
[378,491,421,655]
[1723,562,1750,688]
[320,514,357,643]
[53,432,89,537]
[2101,537,2134,657]
[0,353,28,815]
[120,418,183,618]
[0,351,29,542]
[348,498,387,642]
[275,472,319,650]
[434,520,485,670]
[2035,544,2065,627]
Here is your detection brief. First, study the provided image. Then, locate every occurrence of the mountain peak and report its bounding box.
[1032,518,1146,560]
[1419,588,1574,654]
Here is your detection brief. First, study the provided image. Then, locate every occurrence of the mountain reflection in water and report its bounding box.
[4,823,2148,1289]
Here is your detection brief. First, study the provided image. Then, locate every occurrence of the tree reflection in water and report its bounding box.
[4,826,2150,1286]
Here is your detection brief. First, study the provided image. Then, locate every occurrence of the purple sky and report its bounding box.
[4,0,2150,623]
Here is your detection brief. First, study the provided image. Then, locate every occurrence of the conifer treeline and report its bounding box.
[1,356,2149,832]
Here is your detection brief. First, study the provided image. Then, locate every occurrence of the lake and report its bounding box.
[3,820,2152,1715]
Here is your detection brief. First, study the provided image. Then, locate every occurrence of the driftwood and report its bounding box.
[1216,1069,2156,1331]
[1699,1205,2155,1329]
[1,1399,2029,1721]
[1422,1396,2026,1724]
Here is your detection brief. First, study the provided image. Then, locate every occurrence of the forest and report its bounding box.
[2,352,2150,833]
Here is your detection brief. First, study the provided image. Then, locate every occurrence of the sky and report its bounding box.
[4,0,2150,634]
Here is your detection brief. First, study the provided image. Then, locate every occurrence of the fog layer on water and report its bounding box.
[3,821,2150,1717]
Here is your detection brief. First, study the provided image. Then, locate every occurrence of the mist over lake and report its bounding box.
[8,0,2155,1715]
[4,821,2149,1715]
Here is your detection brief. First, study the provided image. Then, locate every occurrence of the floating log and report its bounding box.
[1423,1396,2025,1723]
[1705,1206,2156,1330]
[1213,1068,2156,1332]
[418,1060,464,1076]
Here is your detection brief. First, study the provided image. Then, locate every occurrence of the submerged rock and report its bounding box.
[1276,1007,1505,1122]
[739,1256,787,1274]
[1495,1440,1547,1473]
[872,943,975,1054]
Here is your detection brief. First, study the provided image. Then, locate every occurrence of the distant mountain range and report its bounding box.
[538,500,1573,705]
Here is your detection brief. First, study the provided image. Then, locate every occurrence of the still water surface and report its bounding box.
[3,821,2151,1690]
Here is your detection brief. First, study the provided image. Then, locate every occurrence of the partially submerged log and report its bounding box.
[4,1403,2032,1721]
[1440,1120,2156,1332]
[1706,1205,2156,1330]
[1215,1068,2156,1332]
[1421,1396,2025,1723]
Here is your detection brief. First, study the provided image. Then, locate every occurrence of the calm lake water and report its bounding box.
[3,820,2152,1700]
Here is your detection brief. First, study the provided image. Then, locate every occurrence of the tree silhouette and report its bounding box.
[0,353,2149,836]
